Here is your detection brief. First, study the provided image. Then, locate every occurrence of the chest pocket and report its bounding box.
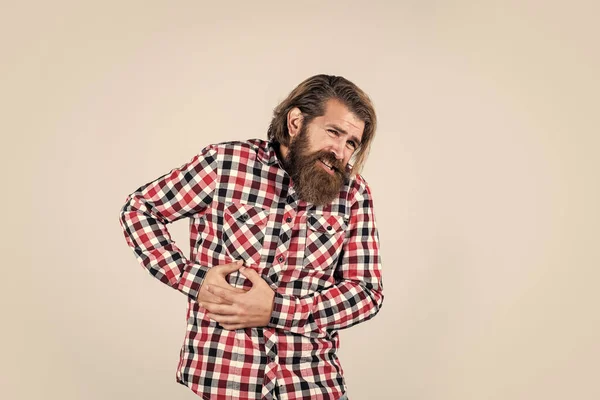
[222,202,269,266]
[303,213,348,270]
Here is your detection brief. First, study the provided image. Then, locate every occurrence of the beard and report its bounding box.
[283,126,350,206]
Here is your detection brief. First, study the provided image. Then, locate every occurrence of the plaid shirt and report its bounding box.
[118,139,384,400]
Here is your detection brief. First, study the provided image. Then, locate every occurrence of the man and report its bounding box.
[119,74,384,400]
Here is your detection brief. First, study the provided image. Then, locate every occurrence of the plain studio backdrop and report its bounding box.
[2,1,599,399]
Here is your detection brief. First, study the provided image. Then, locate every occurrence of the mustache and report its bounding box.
[308,151,345,173]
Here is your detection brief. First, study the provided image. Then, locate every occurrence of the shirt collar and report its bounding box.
[259,139,284,167]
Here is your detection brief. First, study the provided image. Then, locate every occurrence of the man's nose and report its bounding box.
[329,138,344,160]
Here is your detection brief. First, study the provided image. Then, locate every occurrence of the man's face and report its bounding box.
[284,99,365,206]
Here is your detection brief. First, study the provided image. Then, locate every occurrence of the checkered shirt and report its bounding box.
[118,138,384,400]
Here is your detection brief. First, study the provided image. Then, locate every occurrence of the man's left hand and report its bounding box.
[201,266,275,330]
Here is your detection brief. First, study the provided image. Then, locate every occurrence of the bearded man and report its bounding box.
[119,74,384,400]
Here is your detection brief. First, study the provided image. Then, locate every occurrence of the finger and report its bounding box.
[199,284,238,304]
[206,282,245,295]
[207,313,242,325]
[213,318,247,330]
[238,266,262,285]
[198,292,233,305]
[222,324,248,330]
[213,276,248,293]
[217,260,244,275]
[201,302,237,315]
[199,285,239,305]
[206,284,238,303]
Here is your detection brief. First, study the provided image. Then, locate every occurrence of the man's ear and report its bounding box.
[286,107,303,139]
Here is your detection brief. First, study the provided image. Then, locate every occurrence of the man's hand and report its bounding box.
[197,260,248,306]
[200,266,275,330]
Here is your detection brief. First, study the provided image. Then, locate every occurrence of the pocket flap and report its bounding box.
[307,213,347,233]
[224,202,269,226]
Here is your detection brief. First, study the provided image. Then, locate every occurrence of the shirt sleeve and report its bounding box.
[118,145,218,302]
[268,180,384,338]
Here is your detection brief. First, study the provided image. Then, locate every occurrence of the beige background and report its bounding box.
[2,1,599,399]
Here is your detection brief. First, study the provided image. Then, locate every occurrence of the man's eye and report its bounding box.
[347,141,356,149]
[327,129,339,136]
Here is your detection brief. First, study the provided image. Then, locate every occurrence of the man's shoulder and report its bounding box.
[200,138,271,163]
[344,172,375,203]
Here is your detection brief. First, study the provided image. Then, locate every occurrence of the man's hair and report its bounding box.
[267,74,377,175]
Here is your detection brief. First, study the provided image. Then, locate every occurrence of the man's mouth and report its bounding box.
[318,158,336,175]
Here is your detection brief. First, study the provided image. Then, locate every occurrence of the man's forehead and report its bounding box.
[319,99,365,140]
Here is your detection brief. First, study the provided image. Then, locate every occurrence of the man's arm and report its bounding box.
[268,181,384,338]
[118,145,218,302]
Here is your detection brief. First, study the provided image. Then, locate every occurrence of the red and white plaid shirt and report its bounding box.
[119,139,384,400]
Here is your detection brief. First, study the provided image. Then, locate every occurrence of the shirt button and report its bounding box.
[278,256,284,263]
[327,225,332,231]
[286,217,292,223]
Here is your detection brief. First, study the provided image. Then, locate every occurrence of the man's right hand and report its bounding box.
[197,260,247,306]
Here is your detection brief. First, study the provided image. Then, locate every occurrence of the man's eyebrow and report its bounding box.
[326,124,363,146]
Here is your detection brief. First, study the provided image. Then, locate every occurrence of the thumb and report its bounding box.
[218,260,244,274]
[238,266,262,284]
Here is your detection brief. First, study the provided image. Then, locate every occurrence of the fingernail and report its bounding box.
[237,260,243,264]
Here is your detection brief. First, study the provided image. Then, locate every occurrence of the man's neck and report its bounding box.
[272,142,290,171]
[276,143,289,160]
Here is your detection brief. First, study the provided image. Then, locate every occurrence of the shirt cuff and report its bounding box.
[177,261,210,302]
[268,292,296,330]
